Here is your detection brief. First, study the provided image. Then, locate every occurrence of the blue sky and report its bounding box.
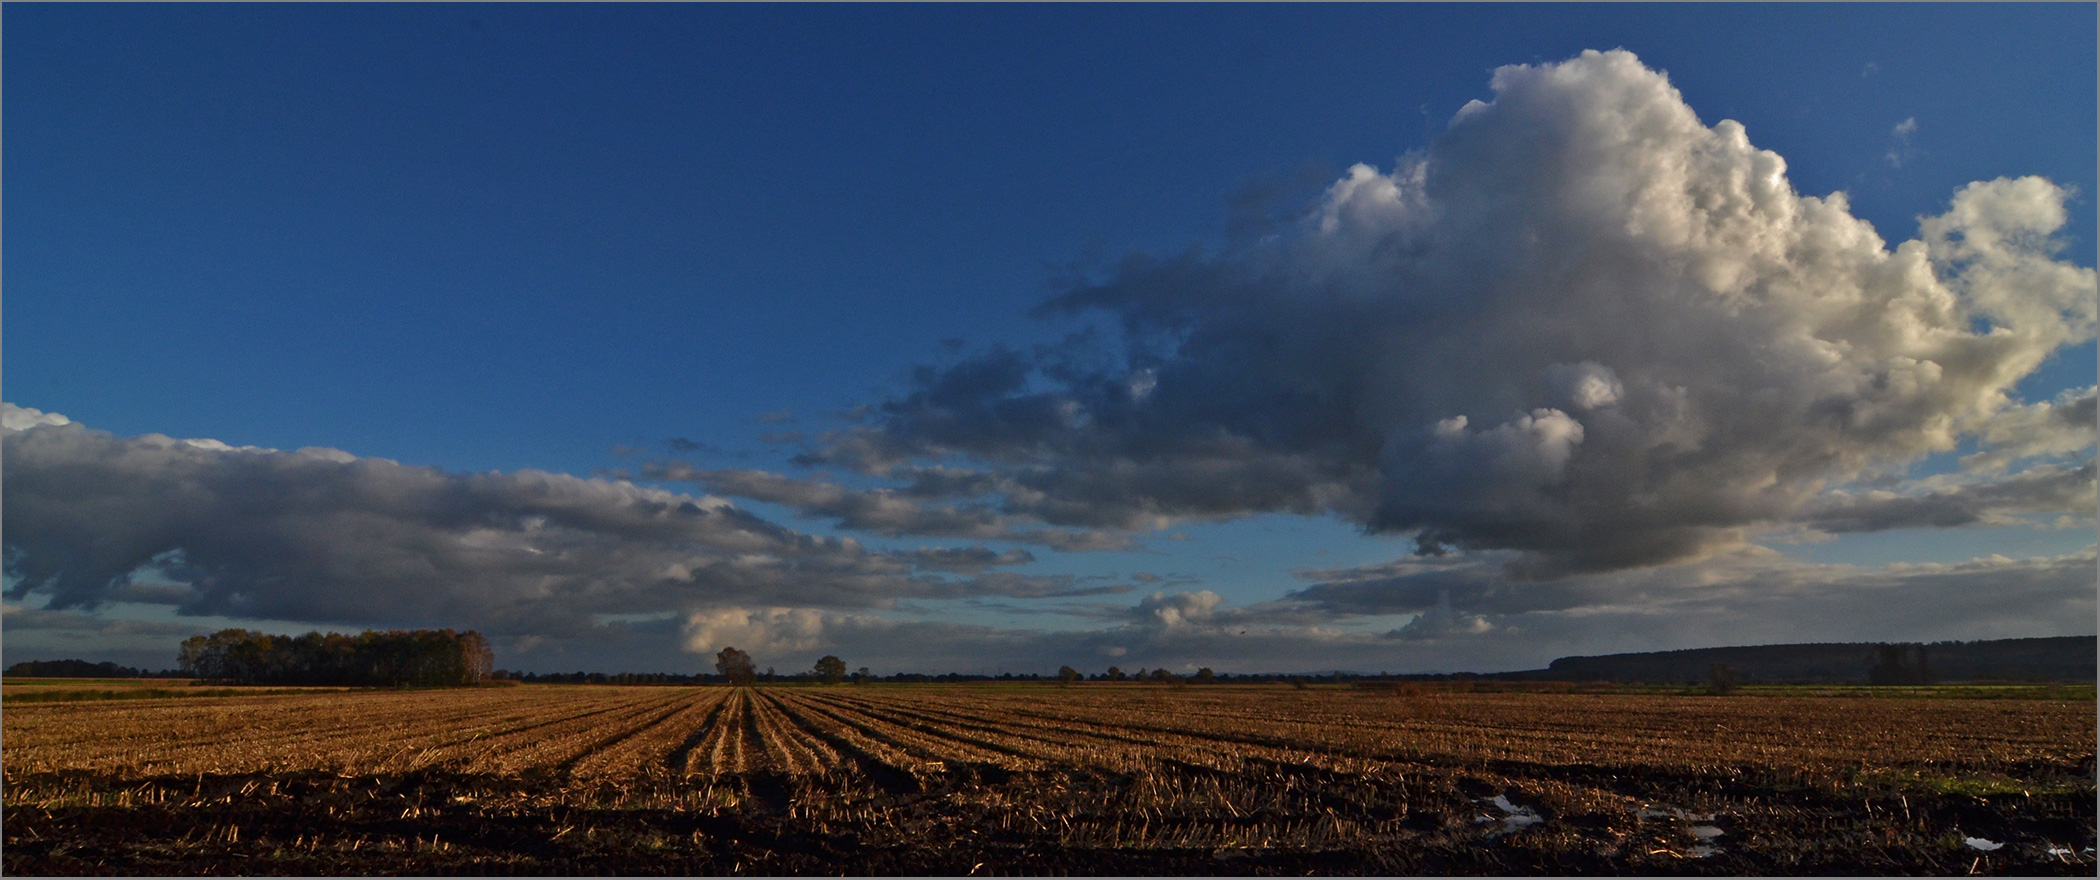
[6,4,2094,675]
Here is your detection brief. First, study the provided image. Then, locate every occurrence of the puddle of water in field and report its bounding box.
[1963,836,2003,852]
[1638,804,1723,857]
[1474,794,1543,837]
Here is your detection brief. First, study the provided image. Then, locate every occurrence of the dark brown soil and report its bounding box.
[5,759,2091,875]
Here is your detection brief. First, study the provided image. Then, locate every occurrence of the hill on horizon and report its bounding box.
[1487,635,2097,684]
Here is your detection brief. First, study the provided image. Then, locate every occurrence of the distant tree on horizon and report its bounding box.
[715,647,756,686]
[813,655,847,685]
[1057,665,1082,686]
[1868,644,1935,685]
[1706,662,1741,695]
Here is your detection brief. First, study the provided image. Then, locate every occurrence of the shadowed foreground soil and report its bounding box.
[5,759,2092,876]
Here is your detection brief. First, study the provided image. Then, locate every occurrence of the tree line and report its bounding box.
[701,649,1240,686]
[518,650,1408,686]
[177,628,494,686]
[3,659,183,679]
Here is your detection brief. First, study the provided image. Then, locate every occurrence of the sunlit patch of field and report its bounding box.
[4,684,2092,875]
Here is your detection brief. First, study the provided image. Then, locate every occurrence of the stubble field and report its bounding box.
[3,683,2092,875]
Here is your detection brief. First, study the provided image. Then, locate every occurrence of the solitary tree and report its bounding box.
[1057,665,1082,686]
[813,655,847,685]
[715,646,756,686]
[1706,662,1741,695]
[1193,667,1215,684]
[1105,666,1126,682]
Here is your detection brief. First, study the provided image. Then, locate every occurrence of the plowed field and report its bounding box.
[4,684,2092,875]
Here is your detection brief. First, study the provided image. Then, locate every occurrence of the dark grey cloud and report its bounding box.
[1288,544,2097,641]
[644,463,1136,551]
[665,437,723,455]
[1287,557,1607,617]
[720,50,2092,579]
[901,546,1036,573]
[1469,549,2100,654]
[0,413,1065,642]
[1800,462,2095,533]
[2,604,205,640]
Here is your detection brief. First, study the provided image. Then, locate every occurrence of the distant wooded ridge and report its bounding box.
[6,635,2092,684]
[1460,635,2097,685]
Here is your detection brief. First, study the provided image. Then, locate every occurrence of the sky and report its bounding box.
[5,4,2095,676]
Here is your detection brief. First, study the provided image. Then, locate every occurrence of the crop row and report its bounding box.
[5,685,2092,785]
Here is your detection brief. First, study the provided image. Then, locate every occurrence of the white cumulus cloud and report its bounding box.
[2,403,70,431]
[765,49,2092,579]
[1136,589,1224,627]
[682,606,830,659]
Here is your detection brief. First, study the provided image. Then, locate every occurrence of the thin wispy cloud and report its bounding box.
[1887,116,1920,168]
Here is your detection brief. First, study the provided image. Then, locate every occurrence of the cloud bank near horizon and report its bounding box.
[0,404,1095,646]
[2,400,2088,674]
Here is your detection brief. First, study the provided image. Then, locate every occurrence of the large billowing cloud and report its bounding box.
[740,49,2092,577]
[0,406,1079,644]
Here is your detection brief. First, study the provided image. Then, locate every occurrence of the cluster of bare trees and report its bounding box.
[711,650,1239,687]
[177,628,494,687]
[712,648,859,686]
[1085,666,1217,684]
